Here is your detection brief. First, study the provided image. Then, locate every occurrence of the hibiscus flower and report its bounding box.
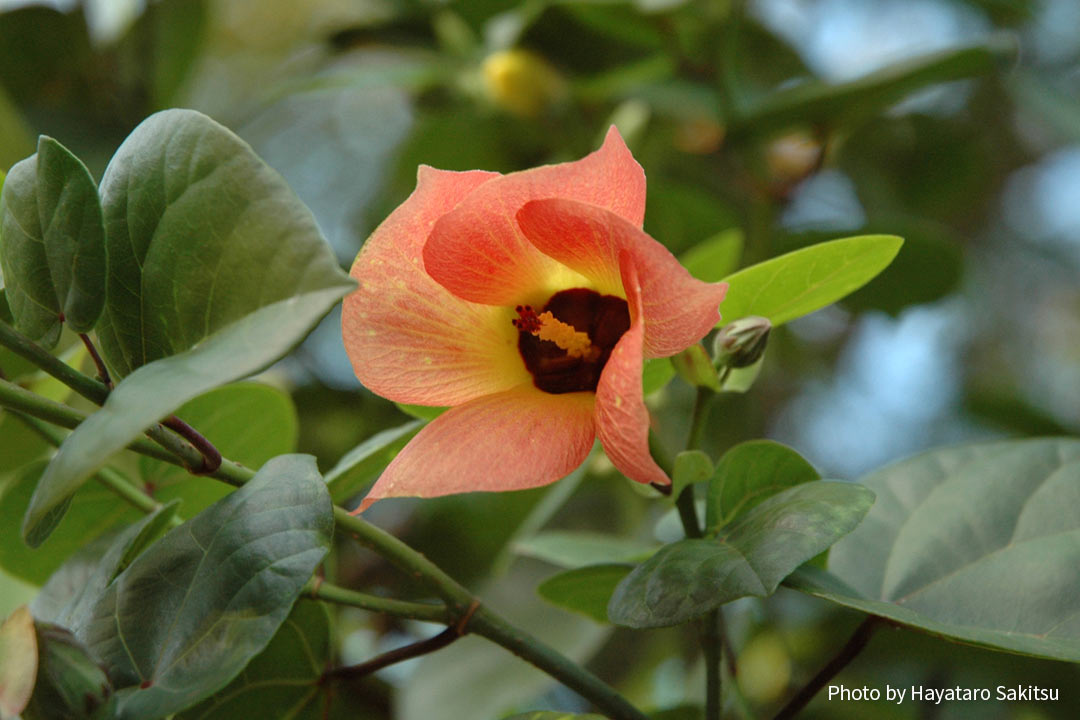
[342,128,727,511]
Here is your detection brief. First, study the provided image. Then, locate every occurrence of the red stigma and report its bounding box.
[512,305,541,333]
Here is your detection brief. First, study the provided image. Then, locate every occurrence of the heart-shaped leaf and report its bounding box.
[0,136,106,346]
[610,481,874,628]
[719,235,902,327]
[78,454,333,720]
[705,440,819,532]
[789,439,1080,662]
[94,108,351,378]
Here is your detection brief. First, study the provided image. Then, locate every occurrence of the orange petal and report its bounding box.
[516,198,728,358]
[354,385,596,511]
[594,257,671,486]
[422,127,646,307]
[342,167,532,406]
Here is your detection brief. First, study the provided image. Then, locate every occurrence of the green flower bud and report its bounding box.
[713,316,771,369]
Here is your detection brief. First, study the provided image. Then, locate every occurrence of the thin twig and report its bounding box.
[78,332,112,388]
[773,617,880,720]
[322,628,460,682]
[162,415,222,474]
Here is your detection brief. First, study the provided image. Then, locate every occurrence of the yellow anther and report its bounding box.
[533,311,599,360]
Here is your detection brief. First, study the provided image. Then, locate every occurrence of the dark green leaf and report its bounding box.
[705,440,819,532]
[792,439,1080,662]
[176,600,331,720]
[24,624,111,720]
[22,289,348,546]
[671,450,713,502]
[325,420,422,504]
[0,605,36,719]
[94,108,352,378]
[678,228,743,283]
[610,481,874,628]
[79,455,333,720]
[514,531,656,568]
[139,382,298,515]
[0,136,106,344]
[719,235,903,327]
[537,564,632,623]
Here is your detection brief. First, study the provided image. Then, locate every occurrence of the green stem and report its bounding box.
[0,325,646,720]
[0,376,251,486]
[0,320,227,476]
[773,618,879,720]
[334,508,647,720]
[0,321,109,403]
[683,386,723,720]
[13,411,182,525]
[468,608,648,720]
[306,579,450,624]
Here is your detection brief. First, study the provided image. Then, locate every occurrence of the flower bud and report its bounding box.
[481,49,565,117]
[713,316,771,368]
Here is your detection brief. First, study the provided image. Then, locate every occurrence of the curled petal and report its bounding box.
[594,257,670,486]
[516,198,728,358]
[342,167,531,406]
[354,386,596,511]
[423,127,646,307]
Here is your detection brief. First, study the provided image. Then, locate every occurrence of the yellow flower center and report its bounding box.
[513,306,600,361]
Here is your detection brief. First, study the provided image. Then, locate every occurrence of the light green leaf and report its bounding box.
[642,357,675,396]
[80,455,333,720]
[395,403,448,422]
[0,461,141,585]
[719,235,903,327]
[22,288,349,546]
[705,440,819,532]
[139,382,298,515]
[0,606,36,720]
[94,108,352,378]
[326,420,422,504]
[0,136,106,345]
[790,438,1080,662]
[671,344,721,391]
[679,228,743,283]
[176,600,330,720]
[537,564,632,623]
[514,531,656,569]
[672,450,713,502]
[609,481,874,628]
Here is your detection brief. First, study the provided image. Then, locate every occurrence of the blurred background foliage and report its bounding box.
[1,0,1079,718]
